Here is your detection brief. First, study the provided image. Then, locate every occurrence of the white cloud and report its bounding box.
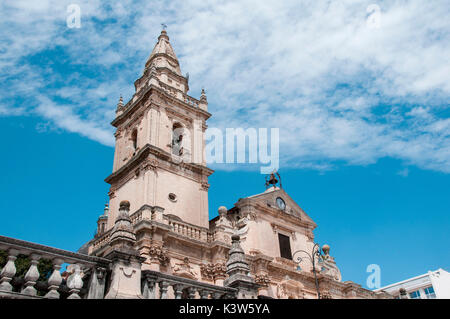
[35,96,114,146]
[0,0,449,172]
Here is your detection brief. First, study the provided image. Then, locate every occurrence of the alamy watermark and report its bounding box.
[67,4,81,29]
[366,4,381,29]
[171,121,279,174]
[366,264,381,289]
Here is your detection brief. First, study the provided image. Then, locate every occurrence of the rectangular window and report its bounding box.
[278,233,292,260]
[409,290,421,299]
[424,286,436,299]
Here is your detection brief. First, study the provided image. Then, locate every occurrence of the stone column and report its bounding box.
[214,262,227,286]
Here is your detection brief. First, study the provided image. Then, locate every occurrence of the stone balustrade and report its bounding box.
[0,235,109,299]
[142,270,237,299]
[91,229,112,252]
[167,218,207,242]
[183,94,199,108]
[0,232,258,299]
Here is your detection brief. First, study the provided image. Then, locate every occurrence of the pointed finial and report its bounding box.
[200,87,207,103]
[116,95,124,114]
[158,25,169,41]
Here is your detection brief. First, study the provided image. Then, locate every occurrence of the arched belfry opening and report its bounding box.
[172,122,184,156]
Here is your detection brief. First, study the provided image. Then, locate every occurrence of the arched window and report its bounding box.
[172,123,184,156]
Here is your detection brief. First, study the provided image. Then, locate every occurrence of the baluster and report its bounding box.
[187,287,197,299]
[66,264,84,299]
[159,280,169,299]
[142,277,156,299]
[0,249,19,292]
[44,258,64,299]
[21,253,40,296]
[173,284,184,299]
[200,289,210,299]
[213,292,222,299]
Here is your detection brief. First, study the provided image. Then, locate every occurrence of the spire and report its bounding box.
[199,88,208,111]
[115,95,124,115]
[200,88,207,102]
[103,203,109,216]
[144,28,181,76]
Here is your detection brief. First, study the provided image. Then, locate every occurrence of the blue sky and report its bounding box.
[0,0,449,289]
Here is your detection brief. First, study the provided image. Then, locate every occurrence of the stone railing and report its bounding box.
[166,217,208,242]
[142,270,237,299]
[0,236,110,299]
[183,94,199,108]
[91,229,112,252]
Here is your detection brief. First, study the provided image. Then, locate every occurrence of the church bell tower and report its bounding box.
[104,29,213,229]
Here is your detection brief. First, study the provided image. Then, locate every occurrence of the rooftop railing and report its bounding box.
[0,235,109,299]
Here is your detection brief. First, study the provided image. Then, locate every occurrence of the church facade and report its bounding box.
[84,30,389,299]
[0,30,391,300]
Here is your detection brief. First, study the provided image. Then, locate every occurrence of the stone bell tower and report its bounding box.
[104,29,213,229]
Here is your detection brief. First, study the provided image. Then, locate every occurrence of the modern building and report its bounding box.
[0,29,392,299]
[375,268,450,299]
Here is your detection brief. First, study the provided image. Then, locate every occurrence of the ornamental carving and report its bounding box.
[172,257,197,279]
[148,244,169,265]
[200,262,226,280]
[142,159,158,171]
[254,274,270,287]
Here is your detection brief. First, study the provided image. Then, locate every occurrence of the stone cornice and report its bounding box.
[111,85,211,127]
[105,143,214,186]
[252,202,316,231]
